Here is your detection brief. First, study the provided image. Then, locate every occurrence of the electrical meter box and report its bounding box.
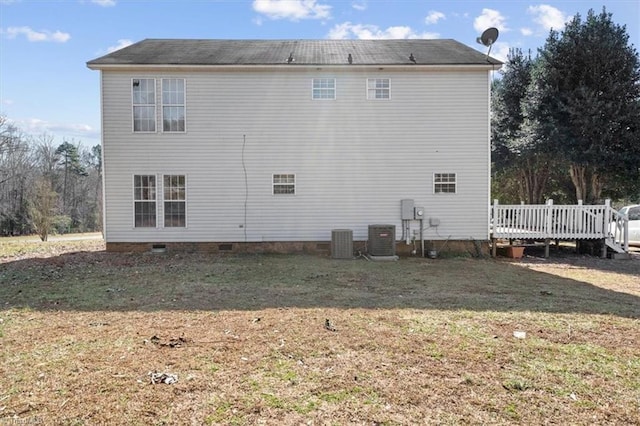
[414,207,425,219]
[401,199,414,220]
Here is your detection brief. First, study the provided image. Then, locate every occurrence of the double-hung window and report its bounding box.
[134,175,156,227]
[312,78,336,100]
[163,175,186,227]
[132,79,156,132]
[367,78,390,100]
[434,173,457,194]
[162,79,185,132]
[273,174,295,195]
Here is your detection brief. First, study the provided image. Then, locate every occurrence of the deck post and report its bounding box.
[545,199,553,237]
[544,239,550,258]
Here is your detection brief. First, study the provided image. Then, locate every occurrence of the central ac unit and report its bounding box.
[331,229,353,259]
[368,224,396,256]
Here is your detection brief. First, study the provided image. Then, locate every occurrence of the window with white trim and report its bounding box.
[273,174,295,195]
[312,78,336,100]
[434,173,457,194]
[132,79,156,132]
[367,78,390,100]
[134,175,156,227]
[162,79,185,132]
[163,175,186,227]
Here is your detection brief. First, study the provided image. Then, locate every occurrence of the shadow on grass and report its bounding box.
[1,250,639,318]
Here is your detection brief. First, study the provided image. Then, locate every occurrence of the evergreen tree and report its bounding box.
[530,7,640,203]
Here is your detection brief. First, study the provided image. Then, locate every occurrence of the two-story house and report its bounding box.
[87,39,500,255]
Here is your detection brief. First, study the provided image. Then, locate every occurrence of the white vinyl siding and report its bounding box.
[312,78,335,100]
[367,78,390,100]
[101,69,490,243]
[132,79,156,132]
[162,79,186,132]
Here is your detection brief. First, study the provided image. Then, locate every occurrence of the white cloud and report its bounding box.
[488,41,509,63]
[328,22,438,40]
[91,0,116,6]
[4,26,71,42]
[474,8,508,33]
[252,0,331,21]
[1,98,14,106]
[527,4,567,32]
[20,118,99,140]
[520,27,533,36]
[106,39,133,53]
[425,10,445,25]
[351,1,366,11]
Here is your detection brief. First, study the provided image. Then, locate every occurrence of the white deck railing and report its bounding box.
[491,199,629,252]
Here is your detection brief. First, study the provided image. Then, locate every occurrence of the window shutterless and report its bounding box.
[132,79,156,132]
[133,175,156,227]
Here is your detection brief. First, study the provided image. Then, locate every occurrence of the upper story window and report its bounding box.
[312,78,336,100]
[133,175,156,227]
[434,173,457,194]
[132,79,156,132]
[367,78,390,100]
[162,79,185,132]
[273,174,295,195]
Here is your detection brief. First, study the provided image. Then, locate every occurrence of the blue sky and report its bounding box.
[1,0,638,148]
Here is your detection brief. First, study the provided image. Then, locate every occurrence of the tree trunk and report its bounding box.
[519,157,549,204]
[569,164,587,202]
[590,172,603,204]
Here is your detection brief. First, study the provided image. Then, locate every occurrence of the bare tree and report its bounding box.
[29,178,58,241]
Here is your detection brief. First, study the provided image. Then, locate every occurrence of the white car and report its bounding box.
[617,205,640,247]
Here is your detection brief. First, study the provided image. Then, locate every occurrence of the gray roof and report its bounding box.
[87,39,501,67]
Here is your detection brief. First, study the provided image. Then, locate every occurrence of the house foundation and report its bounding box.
[105,240,489,257]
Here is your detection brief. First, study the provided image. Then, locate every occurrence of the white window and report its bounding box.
[273,174,295,195]
[367,78,390,100]
[163,175,186,227]
[132,79,156,132]
[434,173,457,194]
[162,79,186,132]
[134,175,156,227]
[312,78,336,100]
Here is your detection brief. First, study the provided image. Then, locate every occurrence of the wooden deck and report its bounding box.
[491,199,630,258]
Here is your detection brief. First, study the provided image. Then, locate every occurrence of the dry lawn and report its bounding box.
[1,238,639,425]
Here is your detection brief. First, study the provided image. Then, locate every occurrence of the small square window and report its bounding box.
[434,173,456,194]
[367,78,390,100]
[273,174,295,195]
[312,78,336,100]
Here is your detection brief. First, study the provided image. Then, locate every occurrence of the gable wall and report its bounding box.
[100,67,491,243]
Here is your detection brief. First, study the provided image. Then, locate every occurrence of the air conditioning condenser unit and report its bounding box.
[368,224,396,256]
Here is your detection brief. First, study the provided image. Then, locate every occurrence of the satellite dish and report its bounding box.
[476,27,499,59]
[477,27,499,47]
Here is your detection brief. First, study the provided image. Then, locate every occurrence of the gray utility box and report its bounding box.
[331,229,353,259]
[401,199,415,220]
[368,224,396,256]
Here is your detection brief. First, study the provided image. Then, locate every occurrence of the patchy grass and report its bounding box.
[0,238,639,424]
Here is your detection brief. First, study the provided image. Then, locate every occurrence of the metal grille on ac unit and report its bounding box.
[368,224,396,256]
[331,229,353,259]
